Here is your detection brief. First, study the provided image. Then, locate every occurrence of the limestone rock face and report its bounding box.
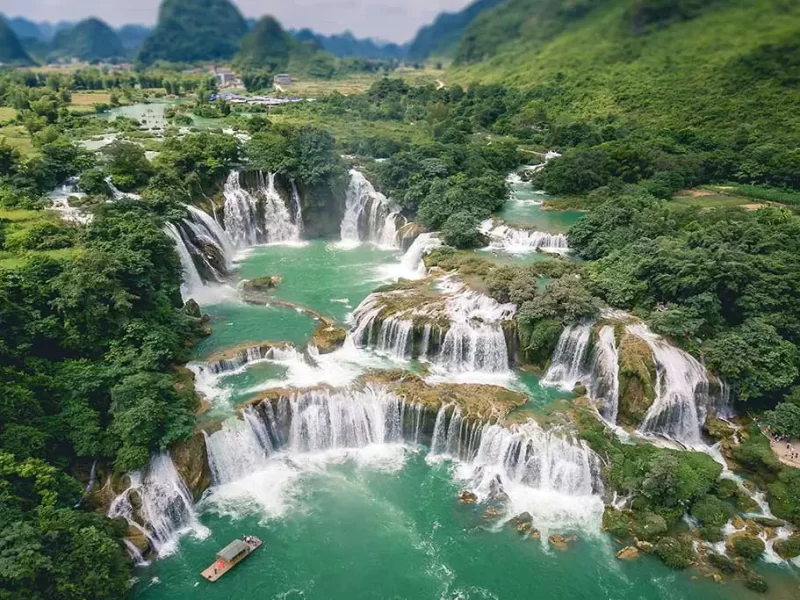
[126,526,151,555]
[183,298,202,318]
[510,512,533,533]
[169,432,212,501]
[703,415,735,441]
[312,325,347,354]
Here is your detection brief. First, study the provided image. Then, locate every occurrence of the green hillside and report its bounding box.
[449,0,800,143]
[406,0,503,60]
[138,0,248,64]
[50,18,125,61]
[0,16,34,65]
[236,16,336,78]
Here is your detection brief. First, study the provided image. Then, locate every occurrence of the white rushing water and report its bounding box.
[589,326,621,424]
[627,323,718,447]
[340,169,404,248]
[542,323,593,391]
[202,386,604,535]
[382,232,442,280]
[48,178,93,224]
[290,179,304,236]
[348,277,516,381]
[480,219,569,255]
[108,453,208,557]
[183,205,236,274]
[164,222,206,301]
[223,170,301,247]
[429,405,605,535]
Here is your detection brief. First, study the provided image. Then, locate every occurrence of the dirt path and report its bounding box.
[770,437,800,468]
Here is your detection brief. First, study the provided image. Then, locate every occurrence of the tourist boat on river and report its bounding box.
[201,536,262,582]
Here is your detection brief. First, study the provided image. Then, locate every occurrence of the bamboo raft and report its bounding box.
[201,536,262,582]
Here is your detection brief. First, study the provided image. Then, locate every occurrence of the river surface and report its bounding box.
[132,182,799,599]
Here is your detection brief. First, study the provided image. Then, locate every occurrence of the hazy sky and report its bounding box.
[3,0,474,43]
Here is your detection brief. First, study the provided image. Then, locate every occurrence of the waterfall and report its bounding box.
[398,232,441,279]
[348,278,516,374]
[184,205,235,272]
[107,454,208,557]
[223,170,260,247]
[433,280,516,375]
[589,326,620,423]
[290,179,304,235]
[480,219,569,255]
[203,387,428,473]
[627,323,718,446]
[164,223,205,301]
[541,323,593,391]
[222,170,300,248]
[340,169,403,247]
[105,176,140,200]
[204,410,273,485]
[428,405,605,533]
[202,344,295,376]
[123,539,149,566]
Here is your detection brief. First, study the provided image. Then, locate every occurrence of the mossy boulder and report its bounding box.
[714,478,759,512]
[312,324,347,354]
[169,431,212,501]
[700,526,724,543]
[602,507,631,539]
[703,415,735,441]
[706,552,736,573]
[616,333,656,428]
[773,533,800,559]
[726,532,765,560]
[743,570,768,593]
[243,275,281,293]
[183,298,202,318]
[631,512,668,542]
[510,512,533,533]
[654,535,695,569]
[691,495,735,528]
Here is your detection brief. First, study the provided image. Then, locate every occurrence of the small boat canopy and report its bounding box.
[217,539,249,562]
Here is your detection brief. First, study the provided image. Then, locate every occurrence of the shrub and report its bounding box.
[728,534,765,560]
[690,495,734,528]
[654,536,695,569]
[441,211,486,249]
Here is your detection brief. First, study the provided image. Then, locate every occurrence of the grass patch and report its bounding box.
[0,107,17,122]
[0,247,82,270]
[710,183,800,207]
[70,92,112,107]
[670,189,757,209]
[0,125,34,156]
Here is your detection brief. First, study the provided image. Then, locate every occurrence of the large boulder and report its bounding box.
[654,536,695,569]
[548,534,578,551]
[126,526,151,556]
[241,276,282,302]
[616,546,639,560]
[773,533,800,559]
[617,333,656,428]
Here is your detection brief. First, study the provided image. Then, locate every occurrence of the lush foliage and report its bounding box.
[406,0,503,60]
[568,190,800,404]
[0,16,33,65]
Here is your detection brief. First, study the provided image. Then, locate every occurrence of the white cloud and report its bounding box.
[3,0,474,43]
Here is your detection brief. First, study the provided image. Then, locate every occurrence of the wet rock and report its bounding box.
[126,526,150,555]
[751,516,785,529]
[312,324,347,354]
[731,515,746,530]
[616,546,639,560]
[616,333,656,428]
[482,506,502,519]
[635,540,654,554]
[510,512,533,533]
[548,534,577,551]
[243,275,282,293]
[458,490,477,505]
[183,299,201,318]
[487,475,509,505]
[529,529,541,540]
